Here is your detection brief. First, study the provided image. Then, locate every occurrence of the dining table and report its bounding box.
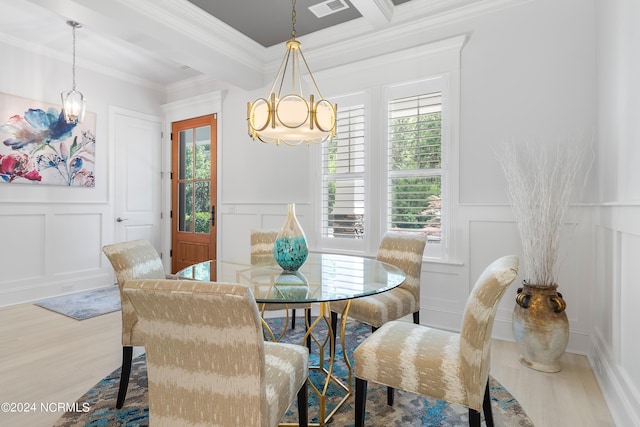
[175,252,406,426]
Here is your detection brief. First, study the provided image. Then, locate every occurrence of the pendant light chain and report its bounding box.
[72,24,77,91]
[246,0,337,146]
[291,0,297,39]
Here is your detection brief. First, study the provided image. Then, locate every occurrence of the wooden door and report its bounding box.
[171,114,217,273]
[113,109,162,248]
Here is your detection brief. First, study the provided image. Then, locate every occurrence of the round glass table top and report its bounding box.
[175,252,406,304]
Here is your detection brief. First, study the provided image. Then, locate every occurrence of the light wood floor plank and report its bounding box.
[0,303,615,426]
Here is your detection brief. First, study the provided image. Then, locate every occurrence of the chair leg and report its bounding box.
[387,386,394,406]
[355,378,368,427]
[483,380,495,427]
[305,308,311,351]
[297,381,308,427]
[413,310,420,324]
[292,308,297,329]
[468,408,481,427]
[116,346,133,409]
[330,311,338,354]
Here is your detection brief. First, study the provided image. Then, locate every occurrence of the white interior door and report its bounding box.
[112,108,162,249]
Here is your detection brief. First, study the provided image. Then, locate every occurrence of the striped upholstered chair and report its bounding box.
[353,255,519,427]
[102,239,175,409]
[124,279,309,427]
[331,232,428,335]
[251,229,309,331]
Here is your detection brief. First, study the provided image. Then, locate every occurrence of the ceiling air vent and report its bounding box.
[309,0,350,18]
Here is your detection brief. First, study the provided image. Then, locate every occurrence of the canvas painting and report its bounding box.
[0,92,96,187]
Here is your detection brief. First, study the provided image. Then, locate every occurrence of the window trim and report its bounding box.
[311,35,464,261]
[382,76,449,259]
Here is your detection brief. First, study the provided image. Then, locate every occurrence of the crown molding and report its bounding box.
[0,32,164,91]
[112,0,266,70]
[269,0,532,76]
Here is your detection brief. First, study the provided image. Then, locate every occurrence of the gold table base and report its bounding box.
[270,300,353,427]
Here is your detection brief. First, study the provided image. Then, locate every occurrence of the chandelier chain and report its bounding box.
[72,24,77,90]
[291,0,296,39]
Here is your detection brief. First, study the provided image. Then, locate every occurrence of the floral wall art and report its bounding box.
[0,92,96,187]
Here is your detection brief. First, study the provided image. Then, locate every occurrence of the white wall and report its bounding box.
[3,0,638,423]
[592,0,640,425]
[213,0,598,351]
[0,39,165,305]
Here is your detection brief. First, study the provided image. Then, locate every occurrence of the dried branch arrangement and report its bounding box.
[498,139,587,286]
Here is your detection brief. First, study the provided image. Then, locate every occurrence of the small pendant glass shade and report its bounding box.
[274,203,309,272]
[61,89,86,125]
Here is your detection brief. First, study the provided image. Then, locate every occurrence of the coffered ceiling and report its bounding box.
[186,0,411,48]
[0,0,518,91]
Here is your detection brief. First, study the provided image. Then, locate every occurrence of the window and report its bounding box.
[319,78,448,258]
[321,94,366,240]
[387,90,443,243]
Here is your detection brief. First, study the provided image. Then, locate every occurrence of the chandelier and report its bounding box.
[247,0,337,146]
[61,20,86,125]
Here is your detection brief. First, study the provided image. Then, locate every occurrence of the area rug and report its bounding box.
[54,317,534,426]
[34,285,120,320]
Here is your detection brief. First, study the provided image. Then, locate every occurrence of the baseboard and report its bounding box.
[0,272,113,307]
[591,334,640,426]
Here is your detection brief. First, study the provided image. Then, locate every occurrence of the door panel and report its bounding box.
[114,111,162,248]
[171,114,217,273]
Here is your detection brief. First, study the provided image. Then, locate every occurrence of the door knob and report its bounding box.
[116,217,128,222]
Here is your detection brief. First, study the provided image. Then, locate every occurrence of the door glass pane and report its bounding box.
[179,130,194,180]
[194,181,210,234]
[178,182,193,232]
[194,126,211,180]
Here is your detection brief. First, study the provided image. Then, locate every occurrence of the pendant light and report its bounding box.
[247,0,337,146]
[61,20,86,125]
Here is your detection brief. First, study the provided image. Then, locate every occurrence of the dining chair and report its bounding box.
[102,239,176,409]
[124,278,309,427]
[331,231,428,335]
[353,255,519,427]
[251,229,310,331]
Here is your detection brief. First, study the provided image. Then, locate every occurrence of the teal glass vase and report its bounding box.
[273,203,309,272]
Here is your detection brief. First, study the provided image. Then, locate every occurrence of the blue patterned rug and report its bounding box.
[34,285,120,320]
[53,317,534,426]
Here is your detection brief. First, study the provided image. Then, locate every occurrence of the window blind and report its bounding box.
[322,104,366,239]
[387,92,442,241]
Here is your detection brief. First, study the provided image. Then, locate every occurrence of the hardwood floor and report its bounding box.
[0,303,615,427]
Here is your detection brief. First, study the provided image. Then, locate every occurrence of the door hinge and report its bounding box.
[160,252,163,259]
[170,210,173,218]
[160,212,163,219]
[170,249,173,257]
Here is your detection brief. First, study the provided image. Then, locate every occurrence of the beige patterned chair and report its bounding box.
[331,231,428,334]
[251,229,310,332]
[102,239,175,409]
[353,255,519,427]
[123,278,309,427]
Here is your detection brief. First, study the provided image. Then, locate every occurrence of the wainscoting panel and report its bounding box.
[594,225,614,351]
[0,213,45,284]
[50,213,103,275]
[591,205,640,427]
[217,203,313,262]
[420,268,465,330]
[0,206,113,307]
[468,218,522,332]
[620,231,640,392]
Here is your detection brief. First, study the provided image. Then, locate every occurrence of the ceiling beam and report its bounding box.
[349,0,395,28]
